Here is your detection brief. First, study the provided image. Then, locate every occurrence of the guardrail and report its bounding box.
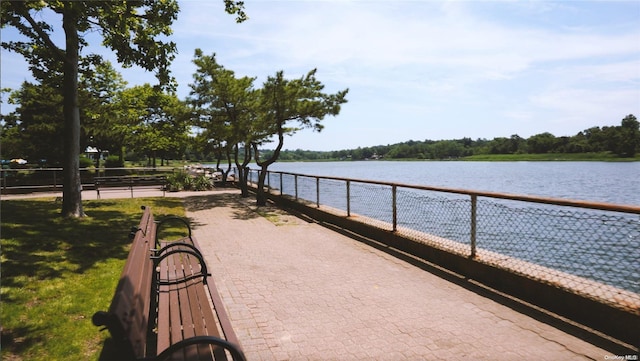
[248,168,640,316]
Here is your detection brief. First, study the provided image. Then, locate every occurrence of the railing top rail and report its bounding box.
[260,169,640,214]
[0,167,178,172]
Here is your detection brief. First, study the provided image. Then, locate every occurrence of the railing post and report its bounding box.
[470,194,477,258]
[346,180,351,217]
[267,170,271,193]
[294,175,298,200]
[280,173,283,195]
[392,185,397,232]
[316,177,320,208]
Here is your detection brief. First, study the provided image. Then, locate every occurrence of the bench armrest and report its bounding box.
[155,217,192,248]
[154,335,246,361]
[152,247,210,286]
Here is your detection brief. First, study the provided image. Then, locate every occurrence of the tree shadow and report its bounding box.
[0,325,46,359]
[97,337,134,361]
[1,200,135,285]
[1,197,187,360]
[183,192,264,225]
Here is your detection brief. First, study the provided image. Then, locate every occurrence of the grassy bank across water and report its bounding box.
[264,152,640,162]
[0,197,185,361]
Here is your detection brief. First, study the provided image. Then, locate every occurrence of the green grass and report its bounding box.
[1,197,185,361]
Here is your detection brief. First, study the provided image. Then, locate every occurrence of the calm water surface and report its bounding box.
[235,161,640,294]
[265,161,640,205]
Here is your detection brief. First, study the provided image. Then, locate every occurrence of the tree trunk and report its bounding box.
[234,144,251,197]
[222,148,232,184]
[253,130,284,206]
[256,167,268,206]
[61,4,84,218]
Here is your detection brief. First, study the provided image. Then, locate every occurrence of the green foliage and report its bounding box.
[617,114,640,157]
[166,170,192,191]
[104,155,124,168]
[188,50,259,171]
[187,55,349,201]
[80,60,128,159]
[166,170,212,192]
[116,84,190,167]
[79,156,93,168]
[253,69,349,204]
[266,115,638,161]
[462,152,637,161]
[2,1,184,217]
[193,174,214,191]
[1,81,65,164]
[0,197,185,361]
[224,0,249,23]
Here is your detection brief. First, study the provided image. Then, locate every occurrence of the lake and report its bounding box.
[238,161,640,295]
[263,161,640,206]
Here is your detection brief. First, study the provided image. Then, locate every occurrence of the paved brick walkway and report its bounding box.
[182,192,611,361]
[3,189,621,359]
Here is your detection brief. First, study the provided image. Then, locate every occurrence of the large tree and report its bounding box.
[119,84,189,167]
[80,60,128,168]
[188,50,261,196]
[253,69,348,205]
[3,81,65,164]
[1,0,246,217]
[616,114,640,157]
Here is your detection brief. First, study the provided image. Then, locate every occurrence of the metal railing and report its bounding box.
[1,167,177,192]
[248,168,640,314]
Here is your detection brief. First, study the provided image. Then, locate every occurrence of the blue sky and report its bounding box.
[2,0,639,151]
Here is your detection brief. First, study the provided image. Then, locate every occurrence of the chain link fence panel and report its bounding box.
[251,168,640,314]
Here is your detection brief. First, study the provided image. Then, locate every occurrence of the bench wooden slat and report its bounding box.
[168,250,187,360]
[94,207,245,361]
[184,254,227,360]
[186,280,220,360]
[161,243,222,361]
[192,281,228,360]
[156,251,171,354]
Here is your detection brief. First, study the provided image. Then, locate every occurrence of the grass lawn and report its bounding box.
[1,197,186,361]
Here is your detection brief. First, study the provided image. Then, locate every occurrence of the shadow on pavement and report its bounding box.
[182,193,262,227]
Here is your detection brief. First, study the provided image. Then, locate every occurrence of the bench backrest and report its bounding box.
[94,206,156,359]
[95,176,167,186]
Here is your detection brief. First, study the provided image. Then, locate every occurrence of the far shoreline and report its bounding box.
[267,152,640,162]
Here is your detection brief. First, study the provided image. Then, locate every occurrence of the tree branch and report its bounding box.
[14,3,66,62]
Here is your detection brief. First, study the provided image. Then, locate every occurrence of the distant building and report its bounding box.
[84,147,108,162]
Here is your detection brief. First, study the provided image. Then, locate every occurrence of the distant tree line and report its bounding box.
[263,114,640,161]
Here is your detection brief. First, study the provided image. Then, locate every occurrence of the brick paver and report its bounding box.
[3,189,621,360]
[182,192,612,361]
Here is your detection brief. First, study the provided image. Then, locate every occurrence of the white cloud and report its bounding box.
[2,0,638,150]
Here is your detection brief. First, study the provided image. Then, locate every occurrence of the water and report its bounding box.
[240,161,640,296]
[264,161,640,205]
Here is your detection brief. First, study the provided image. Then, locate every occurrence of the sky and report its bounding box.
[2,0,639,151]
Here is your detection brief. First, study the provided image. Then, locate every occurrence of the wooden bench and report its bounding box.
[94,176,167,199]
[93,206,246,361]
